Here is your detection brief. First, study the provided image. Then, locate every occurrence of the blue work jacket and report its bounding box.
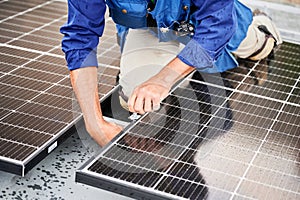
[60,0,252,73]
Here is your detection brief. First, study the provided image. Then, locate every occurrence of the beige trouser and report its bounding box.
[118,29,184,109]
[233,14,282,60]
[118,14,282,109]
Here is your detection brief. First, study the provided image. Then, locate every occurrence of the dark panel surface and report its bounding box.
[0,0,120,176]
[77,41,300,200]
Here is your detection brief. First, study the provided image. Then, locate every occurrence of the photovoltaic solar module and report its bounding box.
[0,0,120,176]
[1,0,300,199]
[76,41,300,199]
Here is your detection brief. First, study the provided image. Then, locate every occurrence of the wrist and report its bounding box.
[83,111,105,128]
[166,57,194,77]
[149,57,194,89]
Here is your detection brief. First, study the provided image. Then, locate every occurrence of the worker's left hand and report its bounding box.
[128,80,170,114]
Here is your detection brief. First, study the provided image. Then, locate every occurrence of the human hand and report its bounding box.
[128,58,194,115]
[128,81,169,114]
[85,119,123,147]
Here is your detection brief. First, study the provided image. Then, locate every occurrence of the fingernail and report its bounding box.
[153,104,160,111]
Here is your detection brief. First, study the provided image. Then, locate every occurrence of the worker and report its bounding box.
[60,0,282,146]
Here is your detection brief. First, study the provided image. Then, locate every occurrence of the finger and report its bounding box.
[128,92,137,113]
[152,94,161,111]
[134,95,145,114]
[153,103,161,111]
[144,97,153,112]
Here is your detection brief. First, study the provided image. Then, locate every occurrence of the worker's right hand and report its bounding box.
[70,67,123,147]
[85,119,123,147]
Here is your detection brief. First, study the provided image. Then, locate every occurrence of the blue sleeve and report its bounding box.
[60,0,106,71]
[178,0,237,72]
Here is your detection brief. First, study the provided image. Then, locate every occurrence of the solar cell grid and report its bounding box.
[20,34,61,46]
[5,18,43,29]
[0,22,34,33]
[17,102,75,123]
[0,4,31,14]
[0,46,40,58]
[49,47,65,56]
[23,60,68,75]
[36,55,66,65]
[77,42,300,200]
[11,67,64,83]
[0,0,121,176]
[14,13,56,24]
[1,112,67,134]
[30,28,64,40]
[0,139,36,161]
[0,53,31,65]
[32,93,76,110]
[9,39,55,52]
[0,125,52,147]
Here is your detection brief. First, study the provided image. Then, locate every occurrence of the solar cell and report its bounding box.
[76,42,300,200]
[0,0,120,176]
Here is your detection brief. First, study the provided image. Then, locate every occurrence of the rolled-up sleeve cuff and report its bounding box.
[65,48,98,71]
[178,39,214,71]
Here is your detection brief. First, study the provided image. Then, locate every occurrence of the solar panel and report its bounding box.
[76,41,300,200]
[0,0,120,176]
